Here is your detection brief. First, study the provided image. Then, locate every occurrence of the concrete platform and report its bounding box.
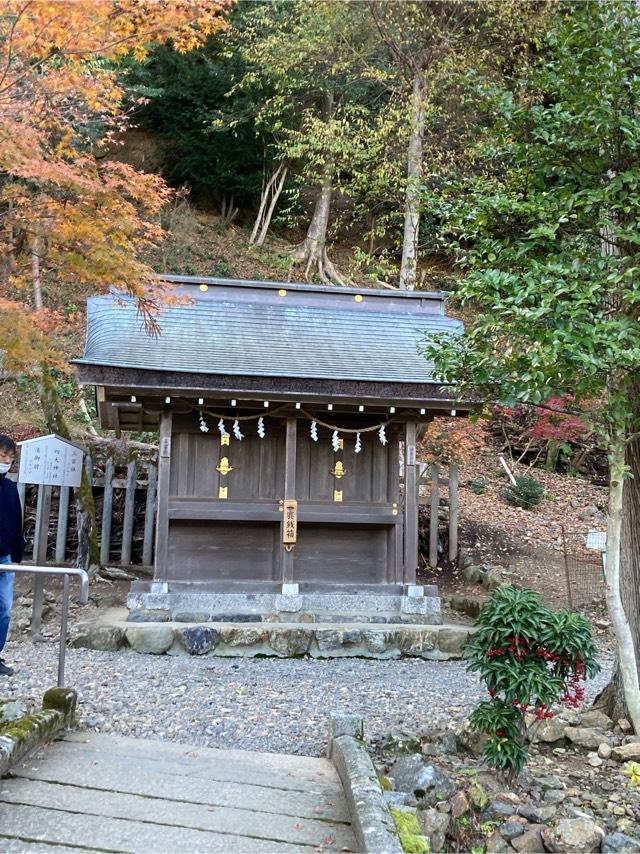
[0,732,356,852]
[70,608,474,659]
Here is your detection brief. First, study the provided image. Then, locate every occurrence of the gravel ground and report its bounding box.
[2,639,613,757]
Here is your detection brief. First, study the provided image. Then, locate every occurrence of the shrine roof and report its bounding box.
[75,276,462,388]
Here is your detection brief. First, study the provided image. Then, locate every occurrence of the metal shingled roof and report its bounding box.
[77,292,462,384]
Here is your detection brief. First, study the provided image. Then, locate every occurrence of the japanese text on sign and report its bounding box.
[283,499,298,544]
[18,435,84,487]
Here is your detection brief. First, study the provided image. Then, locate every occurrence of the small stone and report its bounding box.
[544,789,566,805]
[436,627,470,656]
[618,719,633,733]
[389,754,456,803]
[417,808,450,853]
[450,791,469,819]
[587,753,604,767]
[518,803,557,824]
[268,628,311,656]
[581,711,613,730]
[418,727,458,757]
[69,623,124,652]
[612,743,640,762]
[542,817,604,853]
[126,608,172,622]
[528,716,567,743]
[487,800,517,819]
[173,612,210,622]
[125,625,174,655]
[499,820,526,841]
[511,825,544,852]
[381,727,420,756]
[565,726,611,750]
[613,806,626,817]
[602,832,640,853]
[599,742,612,759]
[177,626,219,656]
[219,626,268,646]
[486,830,512,852]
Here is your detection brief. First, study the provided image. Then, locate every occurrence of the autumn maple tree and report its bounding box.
[0,0,231,372]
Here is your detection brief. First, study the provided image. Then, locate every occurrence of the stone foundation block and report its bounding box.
[125,625,174,655]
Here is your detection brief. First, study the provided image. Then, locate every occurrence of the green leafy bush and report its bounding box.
[469,478,487,495]
[500,475,544,509]
[466,586,600,784]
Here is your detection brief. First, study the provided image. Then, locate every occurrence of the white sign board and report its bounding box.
[18,434,84,488]
[586,530,607,553]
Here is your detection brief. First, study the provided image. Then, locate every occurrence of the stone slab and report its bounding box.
[0,803,311,853]
[62,731,339,776]
[0,839,89,853]
[127,589,442,624]
[24,744,343,801]
[0,778,354,849]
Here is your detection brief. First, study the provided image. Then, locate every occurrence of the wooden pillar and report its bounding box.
[281,417,297,587]
[448,463,459,563]
[31,484,52,638]
[429,463,440,569]
[142,462,158,567]
[121,459,137,565]
[403,422,418,586]
[100,457,114,566]
[154,412,172,583]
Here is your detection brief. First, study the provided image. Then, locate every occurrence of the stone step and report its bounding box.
[0,803,317,853]
[70,610,474,659]
[0,778,354,849]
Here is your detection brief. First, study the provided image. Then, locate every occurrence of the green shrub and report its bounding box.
[466,586,600,784]
[500,475,544,509]
[469,478,487,495]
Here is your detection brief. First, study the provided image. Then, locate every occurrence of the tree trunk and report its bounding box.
[597,412,640,729]
[601,436,640,733]
[250,163,288,247]
[399,71,426,291]
[293,158,344,285]
[31,233,43,309]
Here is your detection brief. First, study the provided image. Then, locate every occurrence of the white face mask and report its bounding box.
[0,462,12,475]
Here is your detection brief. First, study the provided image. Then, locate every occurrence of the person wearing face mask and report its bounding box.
[0,434,23,676]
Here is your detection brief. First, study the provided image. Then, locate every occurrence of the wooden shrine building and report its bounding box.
[75,276,467,623]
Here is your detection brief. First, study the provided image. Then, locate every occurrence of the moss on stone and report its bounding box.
[43,687,77,725]
[379,774,393,791]
[390,808,430,853]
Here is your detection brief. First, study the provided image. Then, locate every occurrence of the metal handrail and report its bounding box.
[0,564,89,687]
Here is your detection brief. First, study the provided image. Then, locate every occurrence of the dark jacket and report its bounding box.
[0,474,24,563]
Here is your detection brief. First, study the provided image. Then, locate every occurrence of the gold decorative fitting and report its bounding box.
[278,288,287,296]
[354,294,364,302]
[334,489,343,502]
[337,438,344,450]
[331,461,347,479]
[199,284,209,292]
[221,434,230,446]
[216,456,233,475]
[218,485,228,499]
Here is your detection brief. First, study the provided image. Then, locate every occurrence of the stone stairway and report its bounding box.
[0,732,357,852]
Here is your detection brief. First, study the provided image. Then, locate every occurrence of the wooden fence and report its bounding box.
[9,456,457,571]
[9,456,158,569]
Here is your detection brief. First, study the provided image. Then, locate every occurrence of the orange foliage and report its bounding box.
[0,0,232,370]
[420,416,488,466]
